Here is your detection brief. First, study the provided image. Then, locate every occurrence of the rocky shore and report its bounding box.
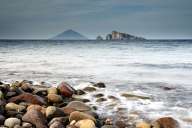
[0,80,181,128]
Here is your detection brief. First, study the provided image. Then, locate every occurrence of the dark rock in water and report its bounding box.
[96,98,107,102]
[160,86,175,91]
[93,82,106,88]
[21,83,34,92]
[93,93,104,98]
[83,87,97,92]
[152,117,180,128]
[69,111,96,122]
[22,109,48,128]
[9,93,46,105]
[121,93,150,100]
[107,95,119,100]
[75,89,86,95]
[0,114,5,125]
[46,106,65,119]
[57,82,74,97]
[65,101,91,112]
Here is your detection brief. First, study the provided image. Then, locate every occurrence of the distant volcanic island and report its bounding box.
[52,29,145,41]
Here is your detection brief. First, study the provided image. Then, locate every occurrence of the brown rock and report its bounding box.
[115,120,127,128]
[47,94,63,103]
[152,117,180,128]
[136,122,151,128]
[57,82,74,97]
[62,107,76,115]
[27,104,46,115]
[9,93,46,105]
[96,98,107,102]
[69,111,96,122]
[22,109,47,128]
[65,101,91,112]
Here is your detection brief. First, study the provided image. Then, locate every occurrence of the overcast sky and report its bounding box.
[0,0,192,39]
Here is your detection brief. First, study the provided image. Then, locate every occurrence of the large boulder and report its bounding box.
[22,109,47,128]
[9,93,46,105]
[57,82,74,97]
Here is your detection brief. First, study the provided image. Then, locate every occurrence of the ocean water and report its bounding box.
[0,40,192,127]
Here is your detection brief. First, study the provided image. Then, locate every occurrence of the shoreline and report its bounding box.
[0,80,183,128]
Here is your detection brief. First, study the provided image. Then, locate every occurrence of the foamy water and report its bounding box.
[0,40,192,127]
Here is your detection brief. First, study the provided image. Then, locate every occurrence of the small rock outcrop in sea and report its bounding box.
[0,80,182,128]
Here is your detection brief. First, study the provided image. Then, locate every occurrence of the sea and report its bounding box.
[0,40,192,127]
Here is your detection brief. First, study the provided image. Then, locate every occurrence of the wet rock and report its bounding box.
[46,106,65,119]
[0,115,5,125]
[47,94,63,103]
[83,87,96,92]
[96,98,107,102]
[57,82,74,97]
[75,119,95,128]
[27,104,46,115]
[5,103,26,112]
[22,122,33,128]
[75,89,86,95]
[121,93,150,100]
[151,117,180,128]
[93,82,106,88]
[65,101,91,112]
[22,109,47,128]
[9,93,46,105]
[47,87,58,94]
[4,118,21,128]
[69,111,96,122]
[48,117,69,127]
[93,93,104,98]
[107,95,119,100]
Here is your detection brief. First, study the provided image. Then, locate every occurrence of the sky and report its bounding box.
[0,0,192,39]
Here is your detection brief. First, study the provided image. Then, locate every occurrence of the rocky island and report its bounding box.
[0,80,180,128]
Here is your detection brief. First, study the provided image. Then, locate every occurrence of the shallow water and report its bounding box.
[0,40,192,127]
